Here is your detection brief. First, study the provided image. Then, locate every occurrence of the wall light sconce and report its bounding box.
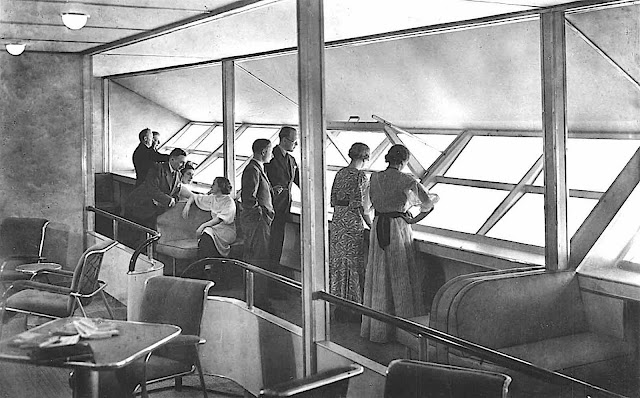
[61,13,89,30]
[5,43,26,56]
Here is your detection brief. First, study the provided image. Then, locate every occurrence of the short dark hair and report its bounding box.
[252,139,271,155]
[182,161,195,172]
[214,177,233,195]
[279,126,297,139]
[138,128,151,142]
[169,148,187,159]
[348,142,370,161]
[385,144,410,165]
[152,131,160,137]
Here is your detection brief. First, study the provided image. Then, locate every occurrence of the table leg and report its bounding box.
[72,368,99,398]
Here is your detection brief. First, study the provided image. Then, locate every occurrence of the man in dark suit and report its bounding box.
[124,148,187,244]
[133,128,169,187]
[265,126,299,274]
[241,139,274,308]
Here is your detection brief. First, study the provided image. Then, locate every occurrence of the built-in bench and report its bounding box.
[397,270,635,394]
[156,200,244,276]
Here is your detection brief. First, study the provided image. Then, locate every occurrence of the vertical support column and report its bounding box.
[103,79,111,172]
[222,60,236,192]
[297,0,326,376]
[540,11,569,271]
[82,55,94,247]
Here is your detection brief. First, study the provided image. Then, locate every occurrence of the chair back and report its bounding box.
[384,360,511,398]
[69,240,117,311]
[0,217,49,259]
[137,276,213,336]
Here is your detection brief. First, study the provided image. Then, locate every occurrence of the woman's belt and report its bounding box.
[375,211,408,250]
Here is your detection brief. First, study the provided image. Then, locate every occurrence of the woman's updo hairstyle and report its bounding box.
[214,176,233,195]
[385,144,410,165]
[182,161,196,173]
[348,142,370,161]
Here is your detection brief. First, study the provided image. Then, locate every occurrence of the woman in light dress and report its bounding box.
[182,176,236,258]
[329,142,372,322]
[361,144,439,343]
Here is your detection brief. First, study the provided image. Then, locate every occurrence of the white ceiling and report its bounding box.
[2,0,585,75]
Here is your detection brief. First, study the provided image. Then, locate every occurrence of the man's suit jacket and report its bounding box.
[125,162,182,220]
[241,159,274,225]
[133,143,170,187]
[265,145,299,215]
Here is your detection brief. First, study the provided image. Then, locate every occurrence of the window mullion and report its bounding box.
[477,156,544,235]
[382,124,426,178]
[422,130,472,189]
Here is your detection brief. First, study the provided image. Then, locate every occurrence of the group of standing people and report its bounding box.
[329,143,439,343]
[125,125,438,343]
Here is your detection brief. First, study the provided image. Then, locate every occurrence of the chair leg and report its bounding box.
[194,350,208,398]
[100,290,115,319]
[174,376,182,391]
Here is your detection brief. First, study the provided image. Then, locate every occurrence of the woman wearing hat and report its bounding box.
[361,144,439,343]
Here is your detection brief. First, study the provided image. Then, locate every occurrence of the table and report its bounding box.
[14,262,62,275]
[0,316,180,398]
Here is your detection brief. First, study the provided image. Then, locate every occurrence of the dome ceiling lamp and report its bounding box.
[61,12,89,30]
[5,43,26,56]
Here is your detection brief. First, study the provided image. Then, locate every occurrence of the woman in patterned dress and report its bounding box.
[329,143,372,321]
[361,144,438,342]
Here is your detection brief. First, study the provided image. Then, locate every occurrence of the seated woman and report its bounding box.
[182,176,236,259]
[178,162,196,200]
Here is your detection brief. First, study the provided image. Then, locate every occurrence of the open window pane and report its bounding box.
[445,136,542,183]
[326,143,349,166]
[167,123,213,149]
[533,139,640,191]
[194,125,223,151]
[369,142,392,171]
[399,133,456,170]
[419,184,508,233]
[187,153,207,166]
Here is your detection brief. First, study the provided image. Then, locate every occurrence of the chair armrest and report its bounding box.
[33,269,74,277]
[9,280,71,295]
[165,334,204,347]
[259,364,364,397]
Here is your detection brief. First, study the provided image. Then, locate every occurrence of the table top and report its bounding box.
[14,262,62,274]
[0,317,180,370]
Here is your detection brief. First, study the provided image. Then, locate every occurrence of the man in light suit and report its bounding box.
[265,126,299,274]
[124,148,187,247]
[241,139,274,308]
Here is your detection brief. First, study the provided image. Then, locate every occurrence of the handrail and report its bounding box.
[191,257,626,398]
[315,291,626,398]
[85,206,161,273]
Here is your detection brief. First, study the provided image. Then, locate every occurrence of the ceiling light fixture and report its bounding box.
[61,13,89,30]
[5,43,26,56]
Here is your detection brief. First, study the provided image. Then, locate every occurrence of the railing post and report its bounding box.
[245,270,254,309]
[417,335,429,362]
[112,219,118,241]
[146,233,154,263]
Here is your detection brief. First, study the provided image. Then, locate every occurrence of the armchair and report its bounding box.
[116,276,213,398]
[0,217,49,286]
[0,239,117,338]
[384,360,512,398]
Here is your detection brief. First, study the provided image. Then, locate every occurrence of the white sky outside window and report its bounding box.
[370,143,392,171]
[445,136,542,183]
[166,123,212,149]
[486,193,598,246]
[533,139,640,191]
[194,125,223,151]
[234,126,280,157]
[194,158,223,185]
[419,184,508,233]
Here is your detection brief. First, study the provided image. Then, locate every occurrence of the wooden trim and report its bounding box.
[222,60,236,192]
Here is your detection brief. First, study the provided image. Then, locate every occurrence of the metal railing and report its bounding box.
[86,206,161,273]
[191,257,627,398]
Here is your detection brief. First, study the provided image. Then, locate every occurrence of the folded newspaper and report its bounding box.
[72,318,119,339]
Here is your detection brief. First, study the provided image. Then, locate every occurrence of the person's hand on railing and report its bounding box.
[196,223,206,236]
